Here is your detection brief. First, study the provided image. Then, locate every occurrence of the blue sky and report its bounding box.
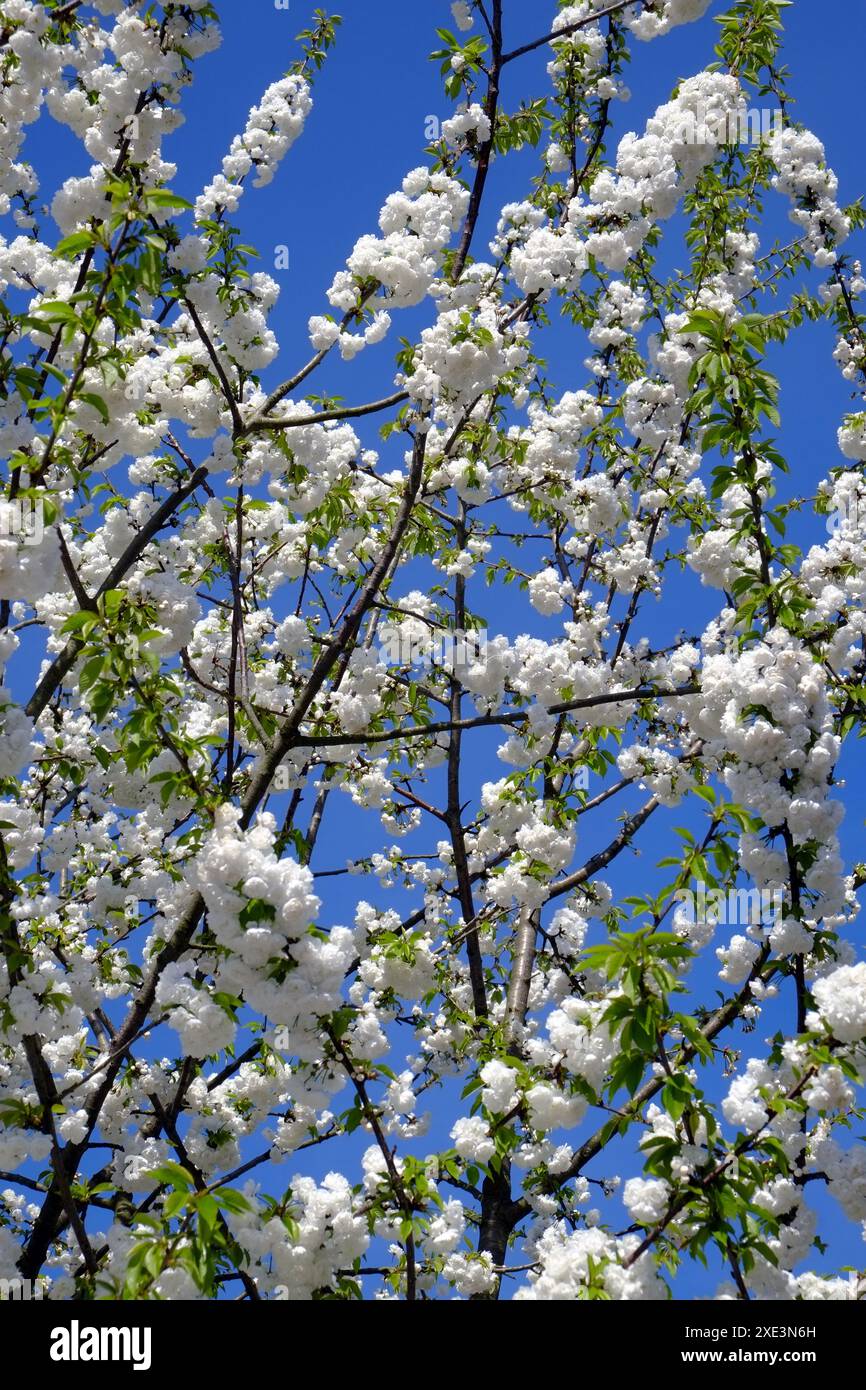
[12,1,866,1297]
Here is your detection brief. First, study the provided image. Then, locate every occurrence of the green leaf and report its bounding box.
[78,392,111,425]
[163,1190,188,1220]
[195,1192,219,1233]
[147,1162,195,1190]
[55,231,97,258]
[32,301,79,324]
[145,189,194,211]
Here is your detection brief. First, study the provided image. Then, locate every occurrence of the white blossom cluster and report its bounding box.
[0,0,864,1306]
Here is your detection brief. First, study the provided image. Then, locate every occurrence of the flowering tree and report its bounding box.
[1,0,865,1304]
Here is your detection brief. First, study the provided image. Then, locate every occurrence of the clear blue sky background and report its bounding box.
[14,1,866,1298]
